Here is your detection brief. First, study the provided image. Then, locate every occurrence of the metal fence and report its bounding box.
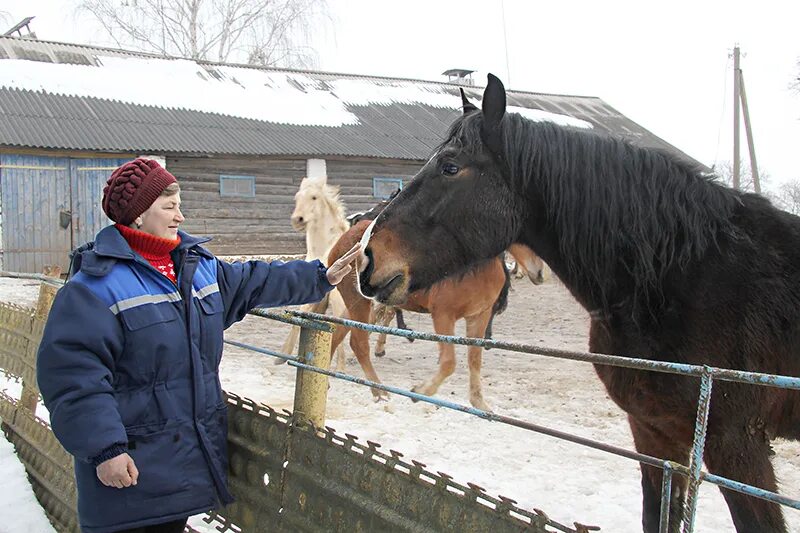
[0,277,578,533]
[1,272,798,532]
[241,307,800,533]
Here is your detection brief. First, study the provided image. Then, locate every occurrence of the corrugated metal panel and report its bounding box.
[0,37,702,166]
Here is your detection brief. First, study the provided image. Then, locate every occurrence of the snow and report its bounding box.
[0,55,592,129]
[0,426,56,533]
[0,276,797,532]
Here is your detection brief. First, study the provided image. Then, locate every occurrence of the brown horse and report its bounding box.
[358,75,800,532]
[328,220,544,410]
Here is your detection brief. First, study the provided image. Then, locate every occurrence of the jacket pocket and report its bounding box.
[125,424,191,502]
[119,302,179,331]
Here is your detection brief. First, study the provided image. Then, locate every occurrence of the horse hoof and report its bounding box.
[410,386,423,403]
[273,357,287,366]
[375,350,385,358]
[471,399,492,412]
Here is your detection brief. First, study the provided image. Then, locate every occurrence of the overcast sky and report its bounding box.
[3,0,799,190]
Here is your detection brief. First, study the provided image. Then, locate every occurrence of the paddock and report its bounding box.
[0,274,797,532]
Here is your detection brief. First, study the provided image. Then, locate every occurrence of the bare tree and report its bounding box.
[712,160,769,194]
[77,0,328,68]
[793,58,800,94]
[713,160,800,215]
[774,180,800,215]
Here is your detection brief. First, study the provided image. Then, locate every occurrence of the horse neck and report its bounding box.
[304,203,349,261]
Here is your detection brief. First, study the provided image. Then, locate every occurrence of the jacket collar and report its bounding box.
[77,226,213,276]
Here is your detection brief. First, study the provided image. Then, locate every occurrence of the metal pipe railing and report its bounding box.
[229,307,800,528]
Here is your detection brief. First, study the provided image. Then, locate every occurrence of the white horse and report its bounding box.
[280,176,350,370]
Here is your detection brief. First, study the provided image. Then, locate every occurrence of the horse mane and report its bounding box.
[443,112,746,312]
[301,178,349,232]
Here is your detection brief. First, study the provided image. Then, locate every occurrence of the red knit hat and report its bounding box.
[102,158,177,225]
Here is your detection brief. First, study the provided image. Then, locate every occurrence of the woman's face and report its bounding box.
[138,192,184,239]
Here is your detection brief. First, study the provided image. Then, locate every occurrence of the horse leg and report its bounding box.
[464,312,492,411]
[628,417,689,533]
[329,319,350,374]
[349,325,388,401]
[411,313,457,401]
[703,426,786,532]
[278,324,301,365]
[394,309,414,342]
[373,305,395,357]
[327,289,349,371]
[344,298,387,401]
[278,298,329,365]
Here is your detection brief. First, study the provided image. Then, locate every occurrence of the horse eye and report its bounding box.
[311,196,317,200]
[442,163,459,176]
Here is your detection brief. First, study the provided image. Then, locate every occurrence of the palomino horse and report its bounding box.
[281,176,350,369]
[357,75,800,533]
[329,220,544,410]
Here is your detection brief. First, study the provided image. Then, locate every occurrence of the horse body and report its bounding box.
[358,75,799,532]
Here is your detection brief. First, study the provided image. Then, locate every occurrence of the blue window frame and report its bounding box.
[219,174,255,197]
[372,177,403,199]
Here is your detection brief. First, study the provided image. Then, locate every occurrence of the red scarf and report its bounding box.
[116,224,181,283]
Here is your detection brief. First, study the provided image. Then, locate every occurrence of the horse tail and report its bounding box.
[492,255,512,316]
[484,256,511,347]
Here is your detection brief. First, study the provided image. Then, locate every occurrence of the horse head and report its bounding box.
[291,177,342,232]
[357,75,523,305]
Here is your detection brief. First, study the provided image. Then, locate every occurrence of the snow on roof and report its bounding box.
[0,55,592,129]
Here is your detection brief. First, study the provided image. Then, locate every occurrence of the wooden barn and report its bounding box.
[0,35,699,273]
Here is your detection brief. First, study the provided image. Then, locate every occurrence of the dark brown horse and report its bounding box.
[357,75,800,532]
[328,219,544,410]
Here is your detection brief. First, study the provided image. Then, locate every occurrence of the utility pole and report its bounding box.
[739,66,761,193]
[733,46,741,190]
[731,45,761,193]
[500,0,511,87]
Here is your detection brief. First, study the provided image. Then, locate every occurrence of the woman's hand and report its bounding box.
[96,453,139,489]
[326,243,361,286]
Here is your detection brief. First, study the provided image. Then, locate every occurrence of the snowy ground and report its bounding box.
[1,275,798,532]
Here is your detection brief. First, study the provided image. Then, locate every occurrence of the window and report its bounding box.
[372,177,404,199]
[219,175,255,197]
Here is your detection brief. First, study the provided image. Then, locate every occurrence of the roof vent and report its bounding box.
[441,69,475,86]
[3,17,36,39]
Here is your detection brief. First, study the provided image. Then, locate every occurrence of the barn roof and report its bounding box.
[0,35,693,162]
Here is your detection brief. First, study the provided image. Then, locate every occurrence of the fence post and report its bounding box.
[20,266,62,414]
[291,323,333,428]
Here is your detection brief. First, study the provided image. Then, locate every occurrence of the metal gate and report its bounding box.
[0,154,127,273]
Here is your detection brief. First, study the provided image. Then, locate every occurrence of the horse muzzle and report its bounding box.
[358,248,410,305]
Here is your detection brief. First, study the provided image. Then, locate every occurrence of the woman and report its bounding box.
[36,158,359,533]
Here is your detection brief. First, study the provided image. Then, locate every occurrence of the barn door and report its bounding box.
[70,158,127,248]
[0,154,71,273]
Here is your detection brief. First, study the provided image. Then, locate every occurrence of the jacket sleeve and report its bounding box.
[216,258,335,328]
[36,282,128,463]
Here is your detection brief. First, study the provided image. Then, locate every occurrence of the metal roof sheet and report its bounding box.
[0,36,700,165]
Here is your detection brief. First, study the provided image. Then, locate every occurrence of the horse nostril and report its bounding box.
[297,216,304,223]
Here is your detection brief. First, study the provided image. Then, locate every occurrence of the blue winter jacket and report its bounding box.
[36,226,334,533]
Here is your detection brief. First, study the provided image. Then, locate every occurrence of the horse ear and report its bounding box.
[460,88,478,114]
[482,73,506,128]
[481,74,507,158]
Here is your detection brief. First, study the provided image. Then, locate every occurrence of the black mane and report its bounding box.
[444,112,745,311]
